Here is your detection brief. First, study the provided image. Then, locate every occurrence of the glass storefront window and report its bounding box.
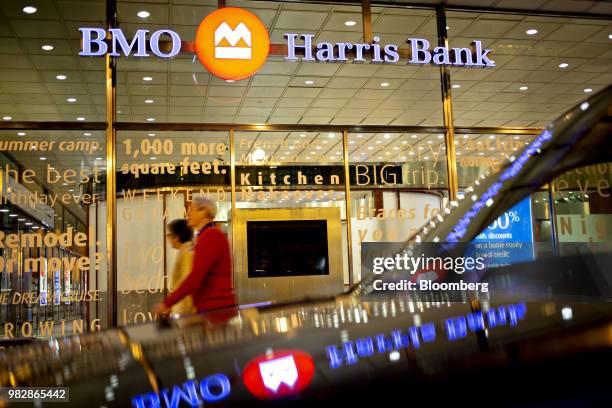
[114,130,230,325]
[0,129,106,340]
[234,131,348,302]
[553,162,612,244]
[455,133,537,187]
[348,132,449,281]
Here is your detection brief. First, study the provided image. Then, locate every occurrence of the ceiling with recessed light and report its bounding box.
[0,0,609,128]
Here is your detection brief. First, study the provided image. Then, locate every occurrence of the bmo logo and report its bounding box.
[242,350,315,400]
[79,7,269,81]
[195,7,270,81]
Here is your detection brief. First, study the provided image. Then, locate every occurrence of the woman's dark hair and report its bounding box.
[167,219,193,243]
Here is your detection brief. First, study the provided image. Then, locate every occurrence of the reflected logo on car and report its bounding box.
[242,350,315,399]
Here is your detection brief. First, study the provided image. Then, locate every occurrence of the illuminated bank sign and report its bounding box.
[79,7,494,80]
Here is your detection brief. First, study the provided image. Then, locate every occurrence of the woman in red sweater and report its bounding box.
[154,197,236,315]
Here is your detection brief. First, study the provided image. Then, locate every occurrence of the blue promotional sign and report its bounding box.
[54,271,61,305]
[471,197,534,267]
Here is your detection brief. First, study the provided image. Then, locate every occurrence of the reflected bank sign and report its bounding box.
[79,7,494,81]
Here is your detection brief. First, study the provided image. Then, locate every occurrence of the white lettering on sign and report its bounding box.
[79,28,181,58]
[78,26,494,69]
[285,34,495,67]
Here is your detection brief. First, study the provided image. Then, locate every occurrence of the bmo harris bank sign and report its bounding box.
[79,7,494,81]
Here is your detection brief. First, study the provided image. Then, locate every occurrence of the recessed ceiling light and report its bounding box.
[95,157,102,160]
[0,209,9,213]
[380,82,390,87]
[438,134,444,139]
[402,141,408,144]
[526,29,538,35]
[305,157,311,160]
[367,146,373,150]
[384,134,390,139]
[76,117,85,121]
[40,157,46,160]
[23,6,37,14]
[304,80,314,85]
[558,63,569,68]
[148,133,156,136]
[17,132,26,136]
[328,133,335,138]
[489,135,495,139]
[344,20,357,27]
[9,214,18,217]
[83,132,91,136]
[41,45,54,51]
[18,218,25,221]
[2,116,12,120]
[145,99,154,104]
[137,10,150,18]
[68,189,74,192]
[357,134,363,138]
[609,34,612,40]
[446,26,450,30]
[519,86,528,91]
[143,76,153,81]
[150,157,157,160]
[584,88,593,93]
[377,156,383,160]
[349,140,355,144]
[226,80,235,83]
[375,140,381,144]
[289,146,295,150]
[580,102,589,111]
[67,97,77,102]
[56,74,67,80]
[411,134,417,138]
[393,146,399,150]
[146,117,155,122]
[299,134,306,137]
[452,84,460,89]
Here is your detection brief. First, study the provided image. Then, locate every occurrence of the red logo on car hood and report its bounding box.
[242,350,315,399]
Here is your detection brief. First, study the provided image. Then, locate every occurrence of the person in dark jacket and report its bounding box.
[154,197,236,315]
